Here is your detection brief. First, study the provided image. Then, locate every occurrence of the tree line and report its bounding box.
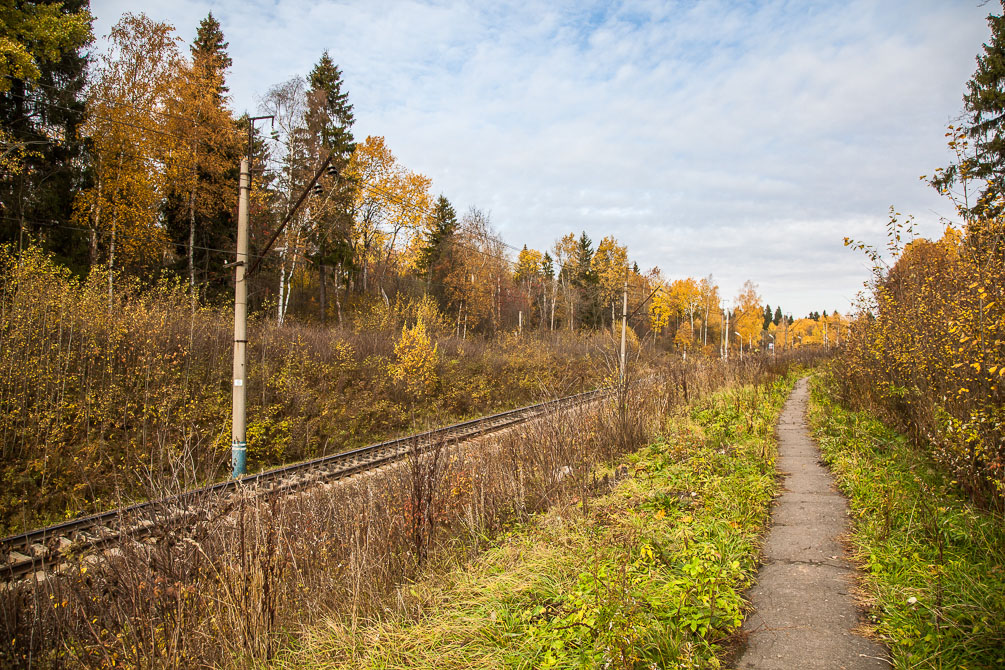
[1,6,841,352]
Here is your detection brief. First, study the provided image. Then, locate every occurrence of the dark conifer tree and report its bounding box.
[0,0,92,273]
[933,2,1005,212]
[418,195,459,306]
[192,13,232,99]
[573,232,601,327]
[305,51,355,321]
[542,251,555,279]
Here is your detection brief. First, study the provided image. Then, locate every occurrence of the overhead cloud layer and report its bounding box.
[91,0,991,315]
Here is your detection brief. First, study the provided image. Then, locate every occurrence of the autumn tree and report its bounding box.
[441,208,509,334]
[552,232,578,330]
[163,13,241,308]
[669,278,701,342]
[698,275,721,349]
[514,244,544,328]
[593,235,628,328]
[72,13,181,305]
[347,135,432,297]
[733,280,763,352]
[649,275,673,338]
[259,75,310,323]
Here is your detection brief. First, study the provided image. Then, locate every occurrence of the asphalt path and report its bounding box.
[736,377,889,669]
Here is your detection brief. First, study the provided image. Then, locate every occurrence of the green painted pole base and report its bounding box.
[232,440,247,478]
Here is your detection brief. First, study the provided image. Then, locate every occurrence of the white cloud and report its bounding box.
[90,0,991,316]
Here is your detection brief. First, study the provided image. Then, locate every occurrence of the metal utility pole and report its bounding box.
[619,280,628,384]
[232,158,250,477]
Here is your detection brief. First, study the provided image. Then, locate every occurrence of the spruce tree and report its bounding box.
[573,232,601,327]
[192,13,231,99]
[773,306,782,325]
[934,2,1005,210]
[574,232,596,286]
[542,251,555,279]
[304,51,355,320]
[418,195,459,304]
[307,52,355,159]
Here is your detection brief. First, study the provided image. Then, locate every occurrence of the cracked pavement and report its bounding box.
[735,377,889,669]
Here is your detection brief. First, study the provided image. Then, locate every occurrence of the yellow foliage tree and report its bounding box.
[346,135,432,292]
[391,318,438,397]
[72,13,181,304]
[593,235,628,326]
[733,280,763,350]
[669,277,701,339]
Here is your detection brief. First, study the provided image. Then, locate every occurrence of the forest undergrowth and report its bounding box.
[809,370,1005,670]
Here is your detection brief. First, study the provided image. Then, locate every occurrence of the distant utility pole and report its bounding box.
[724,309,730,361]
[619,280,628,384]
[232,157,250,478]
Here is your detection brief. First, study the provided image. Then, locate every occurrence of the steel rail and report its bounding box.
[1,388,605,581]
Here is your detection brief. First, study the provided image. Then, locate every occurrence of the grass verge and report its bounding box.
[271,374,796,670]
[808,372,1005,670]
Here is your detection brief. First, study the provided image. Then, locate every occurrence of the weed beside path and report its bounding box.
[808,373,1005,669]
[273,375,796,670]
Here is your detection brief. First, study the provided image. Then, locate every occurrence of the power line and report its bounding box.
[2,215,247,260]
[4,72,210,128]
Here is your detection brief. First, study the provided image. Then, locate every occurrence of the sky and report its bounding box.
[91,0,993,317]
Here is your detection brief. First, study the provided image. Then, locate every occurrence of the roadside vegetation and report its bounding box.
[270,372,797,670]
[809,371,1005,669]
[839,6,1005,513]
[820,11,1005,667]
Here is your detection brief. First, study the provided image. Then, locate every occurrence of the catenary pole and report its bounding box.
[620,279,628,384]
[232,158,250,477]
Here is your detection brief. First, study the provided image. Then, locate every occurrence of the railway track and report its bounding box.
[1,388,605,582]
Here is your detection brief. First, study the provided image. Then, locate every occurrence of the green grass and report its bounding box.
[808,373,1005,670]
[270,376,797,670]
